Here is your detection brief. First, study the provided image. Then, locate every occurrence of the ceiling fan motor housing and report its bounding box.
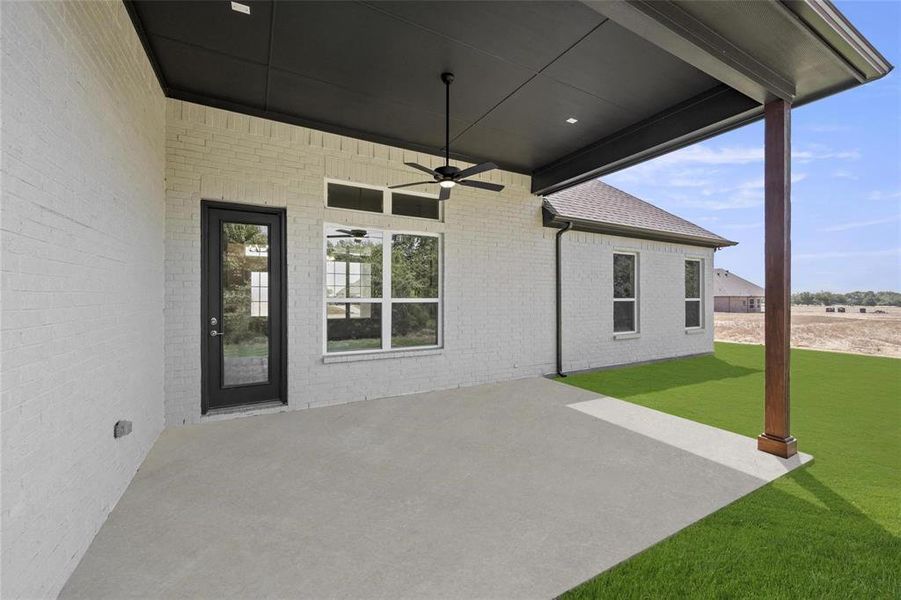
[435,165,460,179]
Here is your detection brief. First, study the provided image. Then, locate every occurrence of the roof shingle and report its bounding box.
[713,269,765,297]
[545,180,736,247]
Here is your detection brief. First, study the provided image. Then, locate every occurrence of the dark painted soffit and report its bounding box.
[124,0,892,197]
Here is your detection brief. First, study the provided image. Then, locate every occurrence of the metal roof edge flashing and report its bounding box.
[542,210,738,249]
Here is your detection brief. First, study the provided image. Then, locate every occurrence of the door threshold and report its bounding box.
[203,401,288,422]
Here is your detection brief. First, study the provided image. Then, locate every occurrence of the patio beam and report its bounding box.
[758,99,797,459]
[583,0,796,104]
[531,85,759,196]
[585,0,796,103]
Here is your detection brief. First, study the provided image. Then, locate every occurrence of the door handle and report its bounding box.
[210,330,225,337]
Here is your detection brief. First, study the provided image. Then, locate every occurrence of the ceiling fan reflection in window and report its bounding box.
[390,73,504,201]
[327,228,368,240]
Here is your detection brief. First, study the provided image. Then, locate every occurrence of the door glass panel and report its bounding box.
[222,222,270,386]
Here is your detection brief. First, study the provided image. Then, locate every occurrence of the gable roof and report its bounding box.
[543,180,736,248]
[713,268,765,297]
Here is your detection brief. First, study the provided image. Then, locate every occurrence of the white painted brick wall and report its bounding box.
[164,101,713,426]
[0,2,165,598]
[560,231,715,373]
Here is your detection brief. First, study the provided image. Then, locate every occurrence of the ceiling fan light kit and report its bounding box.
[389,72,505,201]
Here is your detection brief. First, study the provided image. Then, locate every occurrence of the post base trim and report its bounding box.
[757,433,797,458]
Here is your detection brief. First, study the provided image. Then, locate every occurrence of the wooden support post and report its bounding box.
[758,99,797,458]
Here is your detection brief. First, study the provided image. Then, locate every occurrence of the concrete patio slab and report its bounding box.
[61,378,810,599]
[568,397,813,481]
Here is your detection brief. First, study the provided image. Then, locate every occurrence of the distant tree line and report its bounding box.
[791,290,901,306]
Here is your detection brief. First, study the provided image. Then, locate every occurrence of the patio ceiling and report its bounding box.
[125,0,890,195]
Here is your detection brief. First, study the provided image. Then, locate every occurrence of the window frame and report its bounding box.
[324,178,443,222]
[612,251,639,335]
[684,257,703,330]
[323,223,442,356]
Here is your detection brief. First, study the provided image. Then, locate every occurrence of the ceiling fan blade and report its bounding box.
[455,162,498,180]
[438,186,451,201]
[458,179,504,192]
[389,181,435,189]
[404,162,438,177]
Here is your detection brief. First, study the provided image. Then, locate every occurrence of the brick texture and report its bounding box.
[0,2,166,598]
[560,231,715,372]
[164,100,714,426]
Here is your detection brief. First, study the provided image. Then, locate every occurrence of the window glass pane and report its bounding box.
[222,222,270,386]
[392,303,438,347]
[327,183,383,213]
[326,228,382,298]
[613,254,635,298]
[685,300,701,328]
[614,301,635,333]
[326,303,382,352]
[392,234,439,298]
[685,260,701,298]
[392,193,439,220]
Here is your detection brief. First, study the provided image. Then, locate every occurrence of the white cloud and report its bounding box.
[794,247,901,260]
[683,173,808,210]
[830,169,858,180]
[867,190,901,201]
[721,222,764,230]
[804,123,853,133]
[819,214,901,232]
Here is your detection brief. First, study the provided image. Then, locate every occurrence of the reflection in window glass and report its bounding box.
[613,253,637,333]
[392,303,438,347]
[222,222,270,386]
[392,193,439,220]
[685,301,701,328]
[614,301,635,333]
[250,271,268,317]
[613,253,635,298]
[685,260,701,298]
[327,183,383,213]
[392,234,439,298]
[326,228,382,298]
[326,303,382,352]
[685,259,702,328]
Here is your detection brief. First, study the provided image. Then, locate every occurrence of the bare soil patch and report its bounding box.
[715,306,901,358]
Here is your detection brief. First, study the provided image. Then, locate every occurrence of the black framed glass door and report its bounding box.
[201,201,286,413]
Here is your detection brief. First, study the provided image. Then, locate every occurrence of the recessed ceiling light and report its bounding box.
[230,2,251,15]
[565,117,579,124]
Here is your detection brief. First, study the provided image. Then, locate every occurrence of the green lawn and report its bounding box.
[559,342,900,599]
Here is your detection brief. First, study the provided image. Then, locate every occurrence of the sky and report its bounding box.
[602,0,901,293]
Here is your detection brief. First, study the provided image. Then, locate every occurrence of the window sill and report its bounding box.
[613,332,640,341]
[323,347,443,364]
[685,328,706,335]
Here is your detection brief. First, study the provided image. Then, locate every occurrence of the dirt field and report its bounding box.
[714,306,901,358]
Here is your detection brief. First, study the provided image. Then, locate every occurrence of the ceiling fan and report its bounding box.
[327,228,368,239]
[390,72,504,201]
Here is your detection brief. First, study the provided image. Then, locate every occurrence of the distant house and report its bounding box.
[714,269,765,312]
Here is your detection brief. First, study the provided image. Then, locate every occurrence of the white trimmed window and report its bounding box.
[326,180,441,221]
[250,271,269,317]
[325,225,440,353]
[613,252,638,333]
[685,259,702,328]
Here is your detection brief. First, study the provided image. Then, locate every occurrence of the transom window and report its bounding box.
[325,225,440,353]
[613,252,638,334]
[326,181,441,221]
[685,259,702,328]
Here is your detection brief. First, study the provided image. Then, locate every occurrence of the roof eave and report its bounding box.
[542,203,738,249]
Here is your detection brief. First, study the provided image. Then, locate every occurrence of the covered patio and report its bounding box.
[2,2,891,598]
[61,378,810,599]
